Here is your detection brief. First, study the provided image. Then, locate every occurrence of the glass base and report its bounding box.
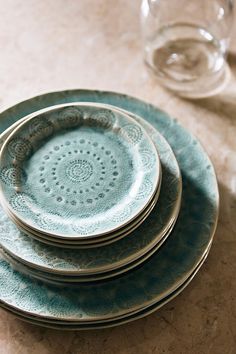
[145,23,231,98]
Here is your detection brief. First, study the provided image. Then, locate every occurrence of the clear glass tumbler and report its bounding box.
[141,0,234,97]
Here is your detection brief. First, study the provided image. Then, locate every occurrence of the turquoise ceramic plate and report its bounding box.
[0,222,174,283]
[0,103,161,239]
[6,178,161,246]
[0,90,219,322]
[0,249,209,329]
[7,185,161,249]
[0,113,180,273]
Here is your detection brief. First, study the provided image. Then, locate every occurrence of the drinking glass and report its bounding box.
[141,0,234,97]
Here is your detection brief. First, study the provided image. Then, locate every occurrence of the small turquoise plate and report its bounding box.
[0,103,160,239]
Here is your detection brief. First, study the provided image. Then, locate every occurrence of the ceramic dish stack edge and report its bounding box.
[0,109,181,278]
[0,246,211,330]
[0,103,162,244]
[0,89,219,329]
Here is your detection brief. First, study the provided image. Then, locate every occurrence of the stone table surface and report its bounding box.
[0,1,236,353]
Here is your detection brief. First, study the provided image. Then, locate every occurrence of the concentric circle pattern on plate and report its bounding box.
[0,90,218,322]
[0,103,160,238]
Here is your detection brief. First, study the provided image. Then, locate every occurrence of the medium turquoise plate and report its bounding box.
[6,183,161,249]
[0,221,173,283]
[0,103,160,239]
[0,90,219,322]
[0,110,180,273]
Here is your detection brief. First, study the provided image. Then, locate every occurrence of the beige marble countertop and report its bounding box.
[0,1,235,353]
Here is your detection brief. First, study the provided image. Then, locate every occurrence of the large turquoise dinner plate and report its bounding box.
[0,90,219,322]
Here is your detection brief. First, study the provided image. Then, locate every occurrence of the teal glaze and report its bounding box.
[0,223,173,283]
[0,103,160,238]
[0,113,181,275]
[0,252,208,329]
[0,90,219,321]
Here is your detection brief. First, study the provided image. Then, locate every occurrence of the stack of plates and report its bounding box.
[0,90,219,330]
